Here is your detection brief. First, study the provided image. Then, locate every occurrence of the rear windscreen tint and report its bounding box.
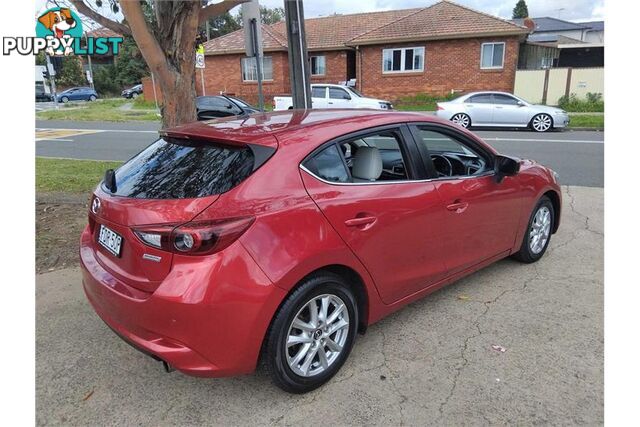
[107,138,255,199]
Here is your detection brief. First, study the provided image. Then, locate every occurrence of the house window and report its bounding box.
[480,42,505,69]
[382,47,424,73]
[310,56,326,76]
[241,56,273,81]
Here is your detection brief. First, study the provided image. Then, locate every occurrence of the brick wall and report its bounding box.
[357,36,520,102]
[195,51,291,106]
[309,50,349,85]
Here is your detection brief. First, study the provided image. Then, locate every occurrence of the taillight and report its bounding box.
[133,217,255,256]
[437,104,444,111]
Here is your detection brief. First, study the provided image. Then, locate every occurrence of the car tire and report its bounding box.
[89,95,97,102]
[61,96,69,103]
[451,113,471,129]
[132,92,139,99]
[513,196,554,263]
[263,271,358,394]
[531,113,553,132]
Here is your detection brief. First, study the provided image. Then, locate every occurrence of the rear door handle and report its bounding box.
[345,216,377,228]
[446,200,469,213]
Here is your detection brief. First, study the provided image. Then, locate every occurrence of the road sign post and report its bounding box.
[242,0,264,111]
[196,44,206,96]
[284,0,312,109]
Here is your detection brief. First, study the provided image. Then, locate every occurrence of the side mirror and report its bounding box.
[494,155,520,183]
[516,101,525,107]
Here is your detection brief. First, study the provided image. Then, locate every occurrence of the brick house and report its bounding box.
[177,1,529,105]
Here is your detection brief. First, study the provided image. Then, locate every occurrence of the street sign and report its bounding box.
[195,44,205,69]
[242,0,262,58]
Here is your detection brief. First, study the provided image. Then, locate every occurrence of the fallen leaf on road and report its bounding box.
[457,294,470,301]
[491,345,507,353]
[82,390,94,401]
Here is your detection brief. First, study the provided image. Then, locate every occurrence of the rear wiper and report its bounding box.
[104,169,117,193]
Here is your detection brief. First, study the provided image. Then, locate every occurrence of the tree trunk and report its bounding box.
[121,0,199,128]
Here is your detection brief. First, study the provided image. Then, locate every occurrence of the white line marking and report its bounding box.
[483,137,603,144]
[36,138,74,142]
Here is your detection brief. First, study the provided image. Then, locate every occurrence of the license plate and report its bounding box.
[98,224,123,257]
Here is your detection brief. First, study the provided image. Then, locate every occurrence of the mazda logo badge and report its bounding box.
[91,197,101,214]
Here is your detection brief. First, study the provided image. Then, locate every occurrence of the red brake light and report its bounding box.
[133,217,255,256]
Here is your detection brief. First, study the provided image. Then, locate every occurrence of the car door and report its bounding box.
[409,123,523,275]
[327,87,352,108]
[311,86,328,108]
[463,94,494,125]
[300,124,450,304]
[66,89,78,100]
[492,94,530,126]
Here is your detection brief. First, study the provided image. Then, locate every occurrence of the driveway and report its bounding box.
[36,186,603,425]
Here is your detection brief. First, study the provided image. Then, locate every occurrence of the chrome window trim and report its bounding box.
[300,164,495,187]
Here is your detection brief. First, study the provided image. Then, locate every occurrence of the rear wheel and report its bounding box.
[531,113,552,132]
[132,92,139,99]
[263,272,358,393]
[451,113,471,128]
[513,196,554,263]
[61,96,69,103]
[89,95,97,102]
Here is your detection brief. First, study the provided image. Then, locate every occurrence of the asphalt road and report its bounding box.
[36,120,604,187]
[36,186,603,425]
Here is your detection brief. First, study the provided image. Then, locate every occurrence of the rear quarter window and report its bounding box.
[108,138,255,199]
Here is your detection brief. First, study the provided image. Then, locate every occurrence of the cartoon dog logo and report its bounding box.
[37,8,77,56]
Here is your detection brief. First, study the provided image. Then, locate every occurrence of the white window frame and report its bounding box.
[241,56,273,82]
[480,42,505,69]
[382,46,425,74]
[310,55,326,76]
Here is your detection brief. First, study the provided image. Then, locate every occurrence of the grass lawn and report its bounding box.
[568,114,604,129]
[36,157,123,193]
[37,98,160,122]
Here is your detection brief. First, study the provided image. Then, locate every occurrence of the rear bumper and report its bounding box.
[80,225,286,377]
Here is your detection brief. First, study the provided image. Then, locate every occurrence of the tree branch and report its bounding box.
[119,0,171,82]
[198,0,248,24]
[68,0,131,35]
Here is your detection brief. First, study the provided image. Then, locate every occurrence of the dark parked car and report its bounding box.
[57,87,98,103]
[121,84,143,99]
[36,84,52,102]
[196,95,259,120]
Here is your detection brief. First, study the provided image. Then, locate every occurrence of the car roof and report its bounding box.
[163,109,449,149]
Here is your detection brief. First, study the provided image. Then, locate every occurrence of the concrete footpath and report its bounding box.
[36,186,603,425]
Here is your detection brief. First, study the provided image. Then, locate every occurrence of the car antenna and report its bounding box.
[104,169,117,193]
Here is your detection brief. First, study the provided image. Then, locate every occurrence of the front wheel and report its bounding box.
[60,96,69,103]
[513,196,554,263]
[132,92,139,99]
[89,95,97,102]
[263,272,358,393]
[531,113,553,132]
[451,113,471,128]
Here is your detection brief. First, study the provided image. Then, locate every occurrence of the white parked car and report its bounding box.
[436,91,570,132]
[273,84,393,111]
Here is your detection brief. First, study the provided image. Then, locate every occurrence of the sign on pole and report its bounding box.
[195,44,205,69]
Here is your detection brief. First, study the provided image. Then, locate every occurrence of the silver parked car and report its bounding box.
[436,92,569,132]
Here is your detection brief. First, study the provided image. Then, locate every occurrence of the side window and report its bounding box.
[493,94,519,105]
[414,128,490,177]
[341,131,409,181]
[329,88,351,100]
[311,86,326,98]
[304,144,349,183]
[467,94,493,104]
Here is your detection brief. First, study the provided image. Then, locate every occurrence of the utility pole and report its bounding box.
[242,0,264,111]
[284,0,312,109]
[83,32,95,90]
[250,17,264,111]
[45,54,59,110]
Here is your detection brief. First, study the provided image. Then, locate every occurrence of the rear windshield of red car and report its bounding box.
[106,137,255,199]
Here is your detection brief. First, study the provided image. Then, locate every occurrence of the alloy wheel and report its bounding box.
[285,294,350,377]
[529,205,551,254]
[532,114,552,132]
[451,113,470,128]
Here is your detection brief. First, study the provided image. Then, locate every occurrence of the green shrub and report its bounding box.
[394,92,459,111]
[557,92,604,112]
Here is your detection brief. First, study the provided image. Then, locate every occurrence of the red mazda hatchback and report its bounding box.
[81,109,561,393]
